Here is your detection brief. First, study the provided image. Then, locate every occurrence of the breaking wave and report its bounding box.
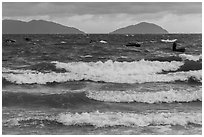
[5,111,202,128]
[2,69,201,84]
[86,88,202,103]
[2,59,202,84]
[179,54,202,61]
[147,54,202,62]
[52,60,184,75]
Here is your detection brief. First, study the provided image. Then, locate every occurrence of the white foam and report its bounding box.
[52,60,184,75]
[161,39,177,43]
[2,68,201,84]
[52,60,201,83]
[3,71,82,84]
[86,88,202,103]
[56,111,201,127]
[179,54,202,61]
[5,111,201,128]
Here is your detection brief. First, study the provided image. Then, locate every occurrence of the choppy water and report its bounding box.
[2,34,202,135]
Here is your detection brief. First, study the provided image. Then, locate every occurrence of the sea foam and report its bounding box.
[52,60,184,75]
[2,68,201,84]
[56,111,201,127]
[3,59,202,84]
[179,54,202,61]
[5,111,201,128]
[86,88,202,103]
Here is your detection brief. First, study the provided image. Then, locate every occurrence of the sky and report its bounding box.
[2,2,202,33]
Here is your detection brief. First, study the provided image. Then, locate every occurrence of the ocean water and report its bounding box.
[2,34,202,135]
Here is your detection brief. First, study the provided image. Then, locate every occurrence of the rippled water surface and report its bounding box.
[2,34,202,135]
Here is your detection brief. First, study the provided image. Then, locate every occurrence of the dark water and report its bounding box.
[2,34,202,135]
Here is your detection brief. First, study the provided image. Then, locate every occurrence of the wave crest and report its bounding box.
[179,54,202,61]
[5,111,202,128]
[3,68,201,84]
[57,111,202,127]
[86,88,202,103]
[52,60,184,75]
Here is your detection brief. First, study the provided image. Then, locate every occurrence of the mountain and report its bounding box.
[110,22,168,34]
[2,19,85,34]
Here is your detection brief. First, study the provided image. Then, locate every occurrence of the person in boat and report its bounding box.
[172,42,185,52]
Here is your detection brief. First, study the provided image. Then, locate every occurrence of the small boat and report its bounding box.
[99,40,108,44]
[125,42,141,47]
[161,39,177,43]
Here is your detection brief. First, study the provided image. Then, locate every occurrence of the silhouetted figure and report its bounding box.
[172,42,185,52]
[172,42,177,51]
[126,42,141,47]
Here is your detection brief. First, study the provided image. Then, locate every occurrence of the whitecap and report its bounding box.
[2,69,201,84]
[179,54,202,61]
[86,88,202,103]
[56,111,201,127]
[4,111,202,128]
[2,63,201,84]
[52,60,184,76]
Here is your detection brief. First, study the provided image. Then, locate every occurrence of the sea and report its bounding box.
[2,34,202,135]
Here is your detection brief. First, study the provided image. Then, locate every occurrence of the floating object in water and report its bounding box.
[172,42,185,52]
[161,39,177,43]
[99,40,107,44]
[125,42,141,47]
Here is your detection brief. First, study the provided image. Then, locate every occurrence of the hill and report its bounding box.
[111,22,168,34]
[2,19,85,34]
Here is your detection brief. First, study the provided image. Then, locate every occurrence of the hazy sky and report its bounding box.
[2,2,202,33]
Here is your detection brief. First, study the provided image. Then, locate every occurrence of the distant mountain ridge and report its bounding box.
[2,19,85,34]
[3,20,168,34]
[111,22,168,34]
